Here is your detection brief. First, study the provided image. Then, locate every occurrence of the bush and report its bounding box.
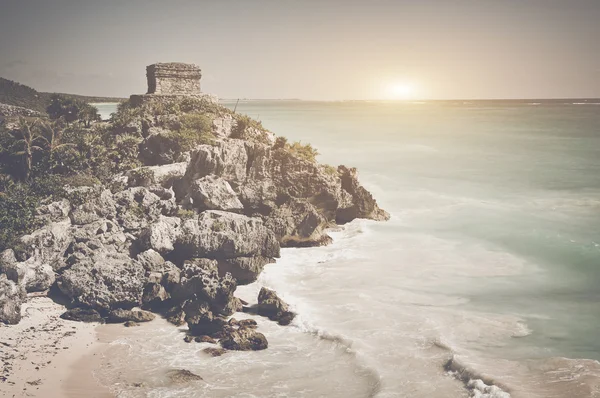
[323,165,338,176]
[168,113,215,152]
[177,208,196,220]
[0,175,65,251]
[273,136,288,150]
[287,141,319,162]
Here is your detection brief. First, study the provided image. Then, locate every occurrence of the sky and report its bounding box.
[0,0,599,100]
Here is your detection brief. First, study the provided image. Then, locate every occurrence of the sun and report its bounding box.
[386,82,417,100]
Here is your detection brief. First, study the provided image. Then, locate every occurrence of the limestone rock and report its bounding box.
[175,210,280,260]
[219,326,268,351]
[58,245,146,311]
[2,261,55,292]
[257,287,296,325]
[166,369,203,383]
[0,275,26,325]
[60,308,104,323]
[336,165,390,223]
[138,216,182,253]
[107,309,155,323]
[185,175,243,212]
[217,256,272,285]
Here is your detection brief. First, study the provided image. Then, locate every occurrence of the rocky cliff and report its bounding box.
[0,83,388,352]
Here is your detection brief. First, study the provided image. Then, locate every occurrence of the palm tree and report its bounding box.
[36,120,75,171]
[8,118,45,181]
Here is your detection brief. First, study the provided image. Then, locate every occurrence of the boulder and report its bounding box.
[58,245,146,311]
[173,259,238,316]
[175,211,280,260]
[138,216,182,253]
[217,256,272,285]
[0,275,26,325]
[166,369,203,383]
[184,300,227,336]
[184,140,248,183]
[257,287,296,325]
[107,309,155,323]
[202,347,226,357]
[219,326,268,351]
[265,200,331,247]
[185,175,243,212]
[194,335,217,344]
[60,308,104,323]
[2,261,55,292]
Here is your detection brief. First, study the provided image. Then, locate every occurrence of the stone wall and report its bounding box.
[147,63,202,95]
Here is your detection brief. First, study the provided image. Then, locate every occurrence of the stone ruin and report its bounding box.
[130,62,217,105]
[147,63,201,95]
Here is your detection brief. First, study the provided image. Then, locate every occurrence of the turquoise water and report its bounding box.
[99,100,600,397]
[228,100,600,360]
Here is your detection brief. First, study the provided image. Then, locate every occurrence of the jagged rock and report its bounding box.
[257,287,296,325]
[165,305,186,326]
[336,166,390,223]
[184,141,248,183]
[60,308,104,323]
[0,275,26,325]
[2,261,55,292]
[174,259,238,316]
[126,163,187,188]
[142,282,169,306]
[16,220,72,271]
[194,335,217,344]
[124,321,140,327]
[238,319,258,328]
[138,216,182,253]
[265,200,331,247]
[202,347,226,357]
[36,199,71,222]
[166,369,203,383]
[184,300,227,336]
[175,210,280,260]
[107,309,155,323]
[185,175,243,212]
[58,245,146,311]
[217,256,272,285]
[184,335,194,343]
[219,326,268,351]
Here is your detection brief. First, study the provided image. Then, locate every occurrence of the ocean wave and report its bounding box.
[445,356,511,398]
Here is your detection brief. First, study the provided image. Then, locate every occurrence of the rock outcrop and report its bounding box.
[0,63,388,357]
[0,275,26,324]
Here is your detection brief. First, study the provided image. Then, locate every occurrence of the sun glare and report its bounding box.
[386,82,417,100]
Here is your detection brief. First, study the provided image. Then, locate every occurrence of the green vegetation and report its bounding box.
[0,77,124,114]
[177,208,196,220]
[323,165,338,176]
[164,113,215,154]
[0,175,65,250]
[46,94,101,125]
[287,141,320,162]
[211,219,227,232]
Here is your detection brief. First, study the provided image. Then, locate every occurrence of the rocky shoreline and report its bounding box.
[0,64,388,391]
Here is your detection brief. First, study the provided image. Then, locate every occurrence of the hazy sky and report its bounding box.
[0,0,598,100]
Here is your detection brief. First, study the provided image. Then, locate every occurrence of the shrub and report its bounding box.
[287,141,319,162]
[0,175,65,251]
[177,208,196,220]
[211,220,226,232]
[323,165,338,176]
[168,113,215,152]
[273,136,288,150]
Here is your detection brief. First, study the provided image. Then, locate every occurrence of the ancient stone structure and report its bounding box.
[130,62,217,105]
[146,63,202,95]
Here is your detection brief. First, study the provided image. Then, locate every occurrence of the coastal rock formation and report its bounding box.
[0,63,388,356]
[0,275,26,324]
[256,287,296,325]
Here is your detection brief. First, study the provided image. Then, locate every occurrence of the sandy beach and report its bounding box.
[0,295,112,398]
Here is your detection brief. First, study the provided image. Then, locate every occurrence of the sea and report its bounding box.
[94,99,600,398]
